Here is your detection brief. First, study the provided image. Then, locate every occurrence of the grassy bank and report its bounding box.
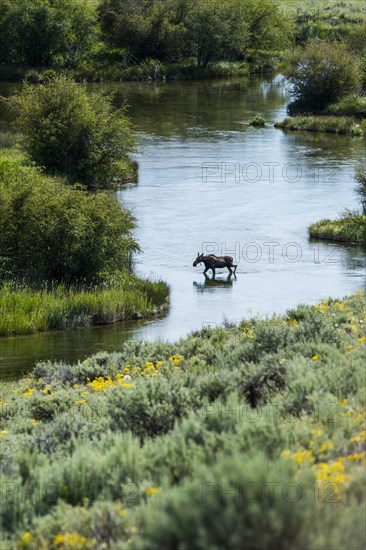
[274,115,365,136]
[0,60,250,84]
[0,291,365,548]
[0,276,169,337]
[309,214,366,245]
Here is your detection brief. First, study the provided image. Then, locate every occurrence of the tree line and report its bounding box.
[0,0,290,68]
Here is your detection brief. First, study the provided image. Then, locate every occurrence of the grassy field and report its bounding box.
[0,291,365,549]
[0,277,169,337]
[309,214,366,245]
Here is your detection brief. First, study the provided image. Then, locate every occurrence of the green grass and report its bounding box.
[326,95,366,118]
[309,214,366,245]
[275,115,365,135]
[0,276,169,336]
[0,291,365,548]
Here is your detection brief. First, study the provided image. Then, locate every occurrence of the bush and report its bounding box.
[14,76,137,188]
[355,166,366,215]
[108,375,199,441]
[135,453,312,550]
[284,41,361,113]
[0,159,138,283]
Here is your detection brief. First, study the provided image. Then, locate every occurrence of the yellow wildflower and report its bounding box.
[358,336,365,343]
[345,345,354,350]
[0,430,8,437]
[23,388,34,398]
[53,532,96,548]
[313,459,347,485]
[347,453,365,462]
[42,387,51,395]
[351,430,366,444]
[19,531,33,547]
[340,399,348,407]
[169,354,185,366]
[311,355,319,361]
[31,419,39,425]
[319,440,334,453]
[122,383,133,389]
[146,487,161,497]
[293,449,315,465]
[88,376,114,392]
[242,326,255,339]
[75,399,86,406]
[114,502,127,517]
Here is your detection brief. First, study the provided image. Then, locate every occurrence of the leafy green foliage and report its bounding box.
[284,41,361,113]
[0,0,97,67]
[14,76,137,187]
[99,0,291,68]
[355,166,366,215]
[0,159,138,283]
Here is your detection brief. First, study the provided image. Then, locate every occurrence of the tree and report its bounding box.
[98,0,291,66]
[14,76,137,188]
[99,0,193,61]
[284,40,361,113]
[0,0,97,67]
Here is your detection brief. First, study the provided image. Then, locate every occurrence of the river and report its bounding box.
[1,75,365,378]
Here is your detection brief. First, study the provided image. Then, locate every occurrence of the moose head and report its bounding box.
[193,252,204,267]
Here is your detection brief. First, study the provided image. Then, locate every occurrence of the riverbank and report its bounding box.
[274,115,365,136]
[0,276,169,337]
[309,215,366,246]
[0,152,169,337]
[0,60,251,84]
[0,291,365,548]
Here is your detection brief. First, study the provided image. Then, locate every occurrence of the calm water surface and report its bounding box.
[1,75,365,377]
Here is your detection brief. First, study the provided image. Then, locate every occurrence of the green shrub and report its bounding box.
[1,292,365,547]
[0,159,138,283]
[249,113,266,127]
[355,166,366,214]
[284,41,361,113]
[108,375,200,440]
[14,76,137,188]
[135,453,311,550]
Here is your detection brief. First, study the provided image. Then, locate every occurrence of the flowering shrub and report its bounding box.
[1,291,365,549]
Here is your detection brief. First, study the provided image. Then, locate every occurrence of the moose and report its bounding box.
[193,253,237,276]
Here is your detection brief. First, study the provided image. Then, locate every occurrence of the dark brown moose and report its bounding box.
[193,253,237,276]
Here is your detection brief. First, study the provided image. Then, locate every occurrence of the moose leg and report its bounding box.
[227,265,233,274]
[211,267,216,277]
[203,267,209,274]
[233,264,237,274]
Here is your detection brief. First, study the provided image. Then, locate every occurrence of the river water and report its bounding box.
[1,75,365,378]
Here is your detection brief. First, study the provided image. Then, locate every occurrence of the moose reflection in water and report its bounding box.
[193,253,237,276]
[193,273,234,292]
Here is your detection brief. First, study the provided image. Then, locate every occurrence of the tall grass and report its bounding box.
[0,276,169,336]
[309,213,366,245]
[274,116,364,135]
